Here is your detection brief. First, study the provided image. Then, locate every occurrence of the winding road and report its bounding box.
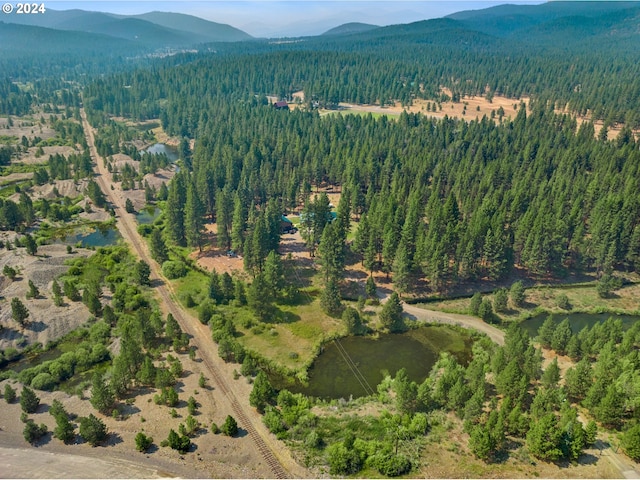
[80,108,302,479]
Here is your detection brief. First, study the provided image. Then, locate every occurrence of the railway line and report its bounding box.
[80,107,292,479]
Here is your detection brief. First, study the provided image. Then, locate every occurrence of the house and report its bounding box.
[274,101,289,110]
[281,215,296,234]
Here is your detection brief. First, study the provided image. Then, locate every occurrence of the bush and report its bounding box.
[372,452,412,477]
[135,432,153,452]
[162,261,187,279]
[556,293,570,310]
[30,372,57,391]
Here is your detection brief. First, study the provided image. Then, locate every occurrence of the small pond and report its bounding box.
[56,225,121,247]
[271,326,473,400]
[142,143,179,161]
[520,312,640,337]
[136,206,161,225]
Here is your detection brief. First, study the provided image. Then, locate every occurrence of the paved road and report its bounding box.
[80,108,301,479]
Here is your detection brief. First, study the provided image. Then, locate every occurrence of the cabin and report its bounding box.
[281,215,296,234]
[274,100,289,110]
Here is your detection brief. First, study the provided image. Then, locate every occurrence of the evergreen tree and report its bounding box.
[249,371,275,413]
[551,318,573,355]
[526,413,563,461]
[469,292,482,315]
[23,234,37,256]
[510,281,526,307]
[321,277,343,317]
[342,307,364,335]
[11,297,29,325]
[90,373,114,414]
[20,386,40,413]
[26,279,39,299]
[221,415,238,437]
[185,177,205,251]
[165,171,186,246]
[317,221,345,283]
[263,251,284,300]
[541,357,560,389]
[494,288,508,312]
[537,315,555,349]
[79,414,108,446]
[134,260,151,286]
[365,275,377,299]
[379,292,404,332]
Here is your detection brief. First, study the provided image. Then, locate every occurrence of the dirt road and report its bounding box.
[402,303,506,346]
[78,108,304,478]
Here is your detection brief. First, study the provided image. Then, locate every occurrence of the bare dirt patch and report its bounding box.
[0,344,274,479]
[191,223,244,275]
[0,244,94,350]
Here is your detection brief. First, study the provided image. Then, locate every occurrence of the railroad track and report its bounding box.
[81,107,290,479]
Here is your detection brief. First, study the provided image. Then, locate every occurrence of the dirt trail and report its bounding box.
[79,108,305,479]
[402,303,506,346]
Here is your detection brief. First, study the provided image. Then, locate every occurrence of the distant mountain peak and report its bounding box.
[322,22,380,36]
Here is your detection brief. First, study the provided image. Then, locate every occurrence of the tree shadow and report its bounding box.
[105,432,123,447]
[26,320,47,332]
[235,428,249,438]
[32,431,52,447]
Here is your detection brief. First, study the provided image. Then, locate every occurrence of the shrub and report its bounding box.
[372,452,412,477]
[556,293,570,310]
[30,372,57,391]
[162,261,187,279]
[135,432,153,452]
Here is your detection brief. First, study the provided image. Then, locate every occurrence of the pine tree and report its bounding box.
[185,177,205,251]
[79,414,108,446]
[90,373,114,414]
[11,297,29,325]
[379,292,404,332]
[537,315,555,349]
[26,279,39,299]
[149,228,169,264]
[20,386,40,413]
[250,371,275,413]
[165,171,186,246]
[510,281,526,307]
[263,251,284,300]
[469,292,482,315]
[365,275,377,299]
[321,277,343,317]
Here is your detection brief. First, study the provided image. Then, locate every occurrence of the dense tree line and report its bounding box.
[90,89,639,291]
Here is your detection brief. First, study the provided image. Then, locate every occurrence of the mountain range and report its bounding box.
[2,2,640,58]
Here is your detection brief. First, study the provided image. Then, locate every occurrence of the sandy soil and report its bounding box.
[0,244,94,350]
[0,346,273,479]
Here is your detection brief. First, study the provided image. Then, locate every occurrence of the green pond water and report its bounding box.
[57,226,121,247]
[271,326,472,400]
[136,206,161,225]
[143,143,179,161]
[519,312,640,337]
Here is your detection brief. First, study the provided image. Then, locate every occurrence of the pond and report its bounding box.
[271,326,473,400]
[56,225,121,247]
[136,206,161,225]
[143,143,179,161]
[519,312,640,337]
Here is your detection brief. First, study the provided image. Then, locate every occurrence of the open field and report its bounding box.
[423,281,640,322]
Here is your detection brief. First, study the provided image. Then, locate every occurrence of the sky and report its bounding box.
[43,1,545,37]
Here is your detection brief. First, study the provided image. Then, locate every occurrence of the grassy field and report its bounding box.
[422,281,640,323]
